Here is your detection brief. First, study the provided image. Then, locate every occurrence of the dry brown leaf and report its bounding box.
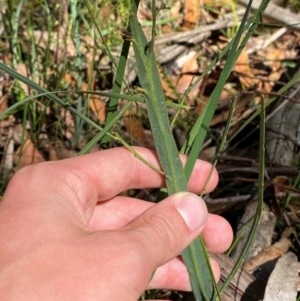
[123,106,155,149]
[264,49,285,92]
[14,138,45,168]
[64,73,76,87]
[160,69,186,101]
[195,95,209,115]
[210,87,240,127]
[175,50,198,69]
[256,48,286,93]
[124,114,150,147]
[181,53,199,74]
[138,8,152,20]
[219,88,236,103]
[142,129,155,150]
[85,69,106,123]
[100,3,111,22]
[265,48,285,72]
[89,96,106,123]
[160,75,178,99]
[234,50,255,88]
[0,95,8,113]
[65,73,106,123]
[270,176,291,216]
[243,237,291,272]
[210,109,230,127]
[177,75,201,102]
[273,176,291,196]
[182,0,201,30]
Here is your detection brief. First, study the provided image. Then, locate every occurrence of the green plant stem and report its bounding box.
[129,2,215,300]
[221,96,266,293]
[100,0,140,149]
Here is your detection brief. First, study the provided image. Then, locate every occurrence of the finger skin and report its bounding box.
[202,214,233,253]
[10,146,218,199]
[89,196,231,291]
[89,196,233,254]
[0,147,230,300]
[147,257,220,291]
[2,147,218,224]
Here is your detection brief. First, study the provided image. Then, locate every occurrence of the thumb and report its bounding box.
[125,192,208,271]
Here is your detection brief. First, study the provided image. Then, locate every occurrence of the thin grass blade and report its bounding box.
[100,0,140,149]
[221,93,266,292]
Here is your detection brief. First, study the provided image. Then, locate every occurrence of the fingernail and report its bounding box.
[175,193,207,231]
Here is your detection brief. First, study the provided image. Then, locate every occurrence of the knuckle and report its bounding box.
[11,163,46,184]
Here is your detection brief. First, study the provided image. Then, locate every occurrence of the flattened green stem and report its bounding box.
[129,14,185,194]
[129,4,215,300]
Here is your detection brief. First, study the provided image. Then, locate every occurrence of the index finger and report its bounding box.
[5,147,218,219]
[59,146,218,200]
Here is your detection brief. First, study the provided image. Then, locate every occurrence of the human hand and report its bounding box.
[0,147,232,301]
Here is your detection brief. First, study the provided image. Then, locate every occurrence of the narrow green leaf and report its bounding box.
[221,92,265,292]
[100,0,140,149]
[129,5,214,300]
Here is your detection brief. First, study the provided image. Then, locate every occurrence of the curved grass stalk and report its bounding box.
[79,101,133,154]
[0,89,189,113]
[200,96,237,200]
[196,96,237,301]
[11,0,25,68]
[70,0,84,146]
[228,73,300,144]
[226,216,255,257]
[100,0,140,149]
[220,95,266,293]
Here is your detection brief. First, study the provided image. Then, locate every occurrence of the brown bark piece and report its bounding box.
[211,253,265,301]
